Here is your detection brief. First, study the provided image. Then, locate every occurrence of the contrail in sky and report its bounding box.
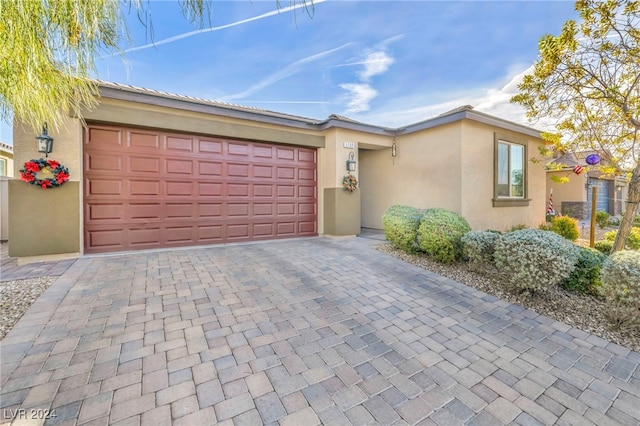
[103,0,326,57]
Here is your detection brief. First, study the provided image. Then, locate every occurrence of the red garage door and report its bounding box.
[83,124,317,254]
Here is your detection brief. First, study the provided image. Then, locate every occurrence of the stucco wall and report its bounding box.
[460,120,546,231]
[10,116,83,256]
[360,122,462,229]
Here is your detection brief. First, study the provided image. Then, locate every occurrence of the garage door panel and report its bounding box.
[129,203,162,220]
[199,161,223,176]
[254,185,274,197]
[254,204,274,216]
[130,180,160,196]
[227,224,250,238]
[166,226,194,243]
[129,227,162,246]
[199,139,223,154]
[228,183,250,197]
[299,150,316,163]
[228,142,250,156]
[87,179,123,196]
[84,124,316,253]
[88,204,124,221]
[166,181,193,196]
[254,146,274,158]
[87,229,126,249]
[253,165,273,178]
[129,131,160,150]
[166,159,193,175]
[228,163,249,178]
[277,185,295,197]
[85,127,123,149]
[166,203,194,219]
[130,156,161,173]
[87,153,123,172]
[166,135,193,152]
[299,185,316,198]
[277,147,295,161]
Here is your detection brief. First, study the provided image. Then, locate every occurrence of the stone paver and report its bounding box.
[1,235,639,425]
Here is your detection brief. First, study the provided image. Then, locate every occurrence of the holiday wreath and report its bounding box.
[20,158,70,189]
[343,174,358,192]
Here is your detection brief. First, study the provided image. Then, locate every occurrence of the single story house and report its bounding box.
[9,82,547,258]
[546,152,628,219]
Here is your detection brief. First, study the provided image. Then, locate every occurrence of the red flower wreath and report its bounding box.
[20,158,70,189]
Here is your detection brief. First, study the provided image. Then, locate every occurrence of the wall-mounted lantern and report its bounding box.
[36,123,54,158]
[346,151,356,172]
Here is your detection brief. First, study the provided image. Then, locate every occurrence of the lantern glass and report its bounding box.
[36,124,54,156]
[346,151,356,172]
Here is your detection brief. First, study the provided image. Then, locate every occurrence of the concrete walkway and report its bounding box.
[1,236,639,425]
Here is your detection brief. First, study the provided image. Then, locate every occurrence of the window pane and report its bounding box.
[510,145,524,197]
[497,143,509,197]
[0,159,5,176]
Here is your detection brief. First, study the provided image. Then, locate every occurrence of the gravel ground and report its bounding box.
[377,243,640,353]
[0,276,56,340]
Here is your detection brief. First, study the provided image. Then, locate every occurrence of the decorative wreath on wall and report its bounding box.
[20,158,70,189]
[343,174,358,192]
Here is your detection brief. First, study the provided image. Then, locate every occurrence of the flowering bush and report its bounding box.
[494,229,580,293]
[604,228,640,250]
[550,215,580,241]
[343,174,358,192]
[461,230,502,269]
[418,208,471,263]
[20,158,69,189]
[382,205,423,253]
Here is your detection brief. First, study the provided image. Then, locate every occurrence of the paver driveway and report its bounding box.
[1,236,639,425]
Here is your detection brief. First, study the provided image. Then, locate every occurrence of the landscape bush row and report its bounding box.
[382,205,640,328]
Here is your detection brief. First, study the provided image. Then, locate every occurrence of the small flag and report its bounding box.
[547,189,555,215]
[573,164,584,175]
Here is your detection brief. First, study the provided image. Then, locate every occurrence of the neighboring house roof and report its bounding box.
[0,142,13,155]
[96,81,543,139]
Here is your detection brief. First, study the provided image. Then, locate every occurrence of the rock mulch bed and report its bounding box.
[377,243,640,353]
[0,276,56,340]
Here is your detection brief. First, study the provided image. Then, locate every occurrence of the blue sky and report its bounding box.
[1,0,579,144]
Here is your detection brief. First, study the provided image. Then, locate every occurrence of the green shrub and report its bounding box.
[550,215,580,241]
[538,222,552,231]
[607,216,621,227]
[506,224,528,232]
[461,231,502,269]
[563,247,605,294]
[594,240,613,254]
[595,211,610,229]
[494,229,580,293]
[600,250,640,329]
[600,250,640,302]
[604,228,640,250]
[382,205,424,252]
[417,208,471,263]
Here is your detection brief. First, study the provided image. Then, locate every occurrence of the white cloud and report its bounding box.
[359,51,395,81]
[339,83,378,113]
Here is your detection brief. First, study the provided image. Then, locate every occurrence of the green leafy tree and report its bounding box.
[512,0,640,252]
[0,0,310,131]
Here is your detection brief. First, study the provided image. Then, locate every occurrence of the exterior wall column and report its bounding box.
[320,131,361,236]
[9,117,82,258]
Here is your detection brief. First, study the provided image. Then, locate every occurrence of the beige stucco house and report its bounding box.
[546,153,628,219]
[9,82,546,258]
